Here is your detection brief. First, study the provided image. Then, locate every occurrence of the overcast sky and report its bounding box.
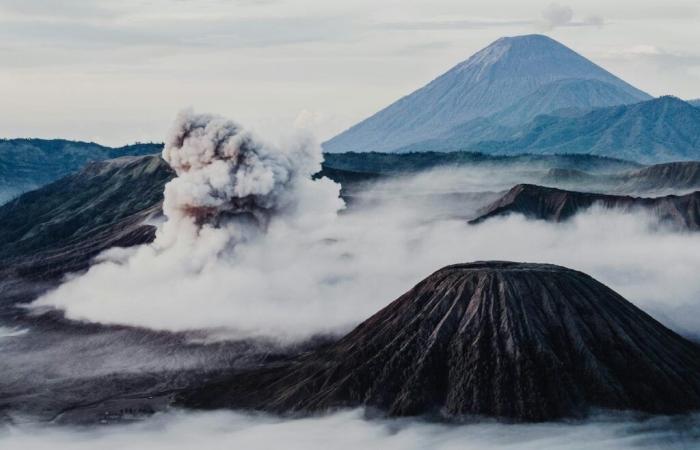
[1,0,699,146]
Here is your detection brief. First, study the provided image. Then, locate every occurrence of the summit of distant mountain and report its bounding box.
[323,34,650,153]
[178,261,700,421]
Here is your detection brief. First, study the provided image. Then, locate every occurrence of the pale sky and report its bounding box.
[1,0,699,146]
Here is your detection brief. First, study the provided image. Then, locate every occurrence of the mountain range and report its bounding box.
[0,139,161,204]
[324,35,700,164]
[472,96,700,163]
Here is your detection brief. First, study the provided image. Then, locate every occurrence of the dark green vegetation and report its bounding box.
[0,138,161,204]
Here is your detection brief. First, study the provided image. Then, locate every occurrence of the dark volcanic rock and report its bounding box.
[178,262,700,421]
[470,183,700,229]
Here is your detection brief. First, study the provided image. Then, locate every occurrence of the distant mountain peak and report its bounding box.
[324,35,650,154]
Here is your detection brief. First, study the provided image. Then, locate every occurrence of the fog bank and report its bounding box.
[2,409,699,450]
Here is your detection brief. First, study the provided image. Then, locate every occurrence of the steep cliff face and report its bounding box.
[178,262,700,421]
[470,184,700,230]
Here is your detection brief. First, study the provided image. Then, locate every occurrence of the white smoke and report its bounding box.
[33,110,350,340]
[156,109,343,249]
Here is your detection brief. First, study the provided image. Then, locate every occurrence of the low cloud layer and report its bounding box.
[2,409,699,449]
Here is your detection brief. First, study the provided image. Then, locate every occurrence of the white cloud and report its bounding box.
[1,409,698,449]
[540,3,574,30]
[538,3,604,31]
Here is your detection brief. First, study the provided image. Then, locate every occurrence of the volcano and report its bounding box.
[178,262,700,421]
[323,34,649,153]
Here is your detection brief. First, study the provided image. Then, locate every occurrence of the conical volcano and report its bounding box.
[179,262,700,421]
[323,34,649,153]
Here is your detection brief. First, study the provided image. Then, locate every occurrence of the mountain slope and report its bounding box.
[615,161,700,193]
[396,78,646,153]
[178,262,700,421]
[470,183,700,229]
[0,153,437,296]
[324,34,649,153]
[0,156,173,291]
[0,139,162,204]
[475,96,700,163]
[689,99,700,107]
[490,78,645,127]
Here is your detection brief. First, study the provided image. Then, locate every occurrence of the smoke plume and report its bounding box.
[156,109,343,250]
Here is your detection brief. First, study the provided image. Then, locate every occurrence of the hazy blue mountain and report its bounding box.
[394,78,647,153]
[0,138,161,204]
[323,34,650,153]
[473,96,700,163]
[489,78,646,127]
[690,99,700,107]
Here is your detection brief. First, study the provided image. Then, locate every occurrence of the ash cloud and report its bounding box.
[157,109,342,248]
